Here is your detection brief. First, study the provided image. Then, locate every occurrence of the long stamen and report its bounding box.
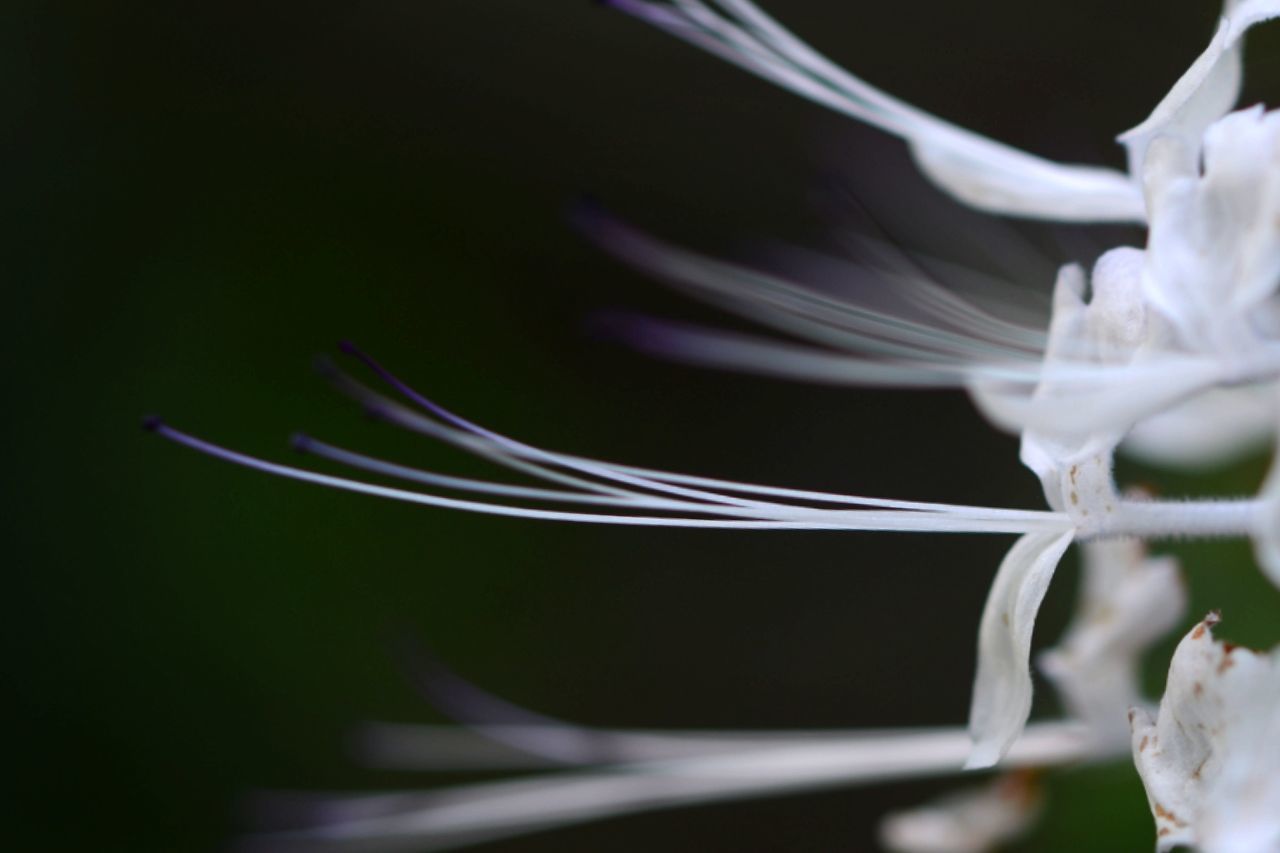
[293,436,663,509]
[146,418,1067,533]
[331,343,1061,520]
[249,723,1096,852]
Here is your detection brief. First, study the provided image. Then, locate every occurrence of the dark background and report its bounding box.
[11,2,1280,850]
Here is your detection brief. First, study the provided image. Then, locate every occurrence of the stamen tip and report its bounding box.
[290,432,313,453]
[141,414,164,433]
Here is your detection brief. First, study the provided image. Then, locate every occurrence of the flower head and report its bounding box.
[150,1,1280,849]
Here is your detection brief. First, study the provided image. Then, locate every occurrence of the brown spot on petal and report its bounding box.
[1069,465,1078,485]
[1218,654,1236,674]
[1193,682,1204,697]
[1192,624,1207,640]
[1154,804,1188,827]
[1070,490,1079,505]
[1159,828,1171,837]
[1140,735,1149,752]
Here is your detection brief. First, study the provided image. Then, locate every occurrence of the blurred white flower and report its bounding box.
[1039,539,1186,746]
[1121,385,1275,470]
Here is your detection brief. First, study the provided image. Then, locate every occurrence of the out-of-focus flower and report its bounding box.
[1130,613,1280,852]
[879,771,1043,853]
[1121,385,1275,470]
[1039,538,1186,746]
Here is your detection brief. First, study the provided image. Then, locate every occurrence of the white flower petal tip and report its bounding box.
[1119,0,1280,180]
[966,531,1076,770]
[1130,613,1280,853]
[1040,540,1186,746]
[879,771,1044,853]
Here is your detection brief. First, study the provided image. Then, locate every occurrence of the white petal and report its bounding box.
[907,136,1143,223]
[1141,106,1280,351]
[1122,383,1277,469]
[1130,613,1280,853]
[1038,540,1185,744]
[1118,0,1280,179]
[972,253,1197,443]
[966,531,1075,769]
[879,771,1043,853]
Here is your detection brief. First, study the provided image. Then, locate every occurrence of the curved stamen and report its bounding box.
[330,345,1063,521]
[145,417,1068,533]
[248,722,1096,852]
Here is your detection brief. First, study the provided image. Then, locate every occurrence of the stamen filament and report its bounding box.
[145,419,1070,533]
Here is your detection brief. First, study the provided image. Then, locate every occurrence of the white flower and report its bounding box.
[147,2,1280,847]
[149,2,1280,776]
[1130,613,1280,852]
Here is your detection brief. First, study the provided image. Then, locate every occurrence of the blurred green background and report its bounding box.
[11,1,1280,850]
